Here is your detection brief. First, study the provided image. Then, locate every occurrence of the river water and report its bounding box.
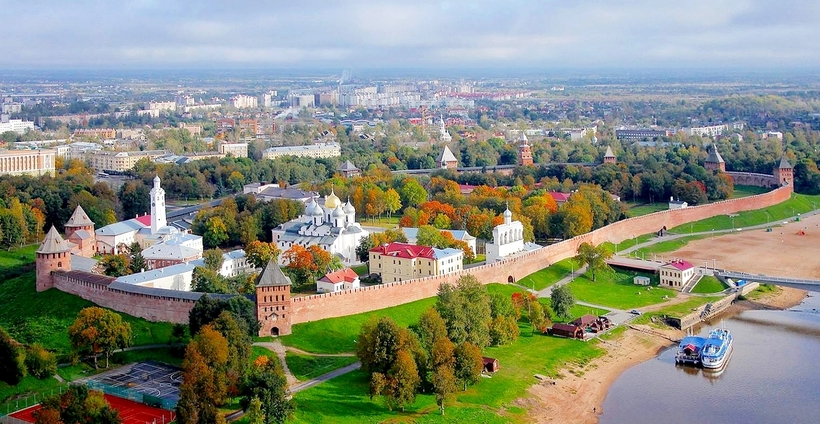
[600,294,820,424]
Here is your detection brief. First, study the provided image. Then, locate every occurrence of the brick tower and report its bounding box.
[603,146,616,164]
[256,258,293,336]
[64,205,96,257]
[518,133,533,166]
[36,226,73,292]
[704,144,726,172]
[774,156,793,187]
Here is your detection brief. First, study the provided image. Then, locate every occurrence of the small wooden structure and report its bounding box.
[634,276,651,286]
[571,315,612,333]
[482,357,499,373]
[548,323,584,339]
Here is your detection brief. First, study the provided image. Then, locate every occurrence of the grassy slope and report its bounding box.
[285,353,358,381]
[691,276,728,294]
[517,258,574,291]
[567,270,676,309]
[671,193,820,234]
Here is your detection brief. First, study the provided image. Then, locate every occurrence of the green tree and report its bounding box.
[383,188,402,219]
[68,307,132,369]
[398,178,428,208]
[212,311,251,396]
[453,341,483,391]
[245,240,280,269]
[245,396,265,424]
[431,364,458,416]
[436,275,492,347]
[412,307,448,353]
[177,325,230,424]
[204,216,229,248]
[528,301,547,335]
[203,248,225,271]
[241,356,293,424]
[490,315,520,345]
[128,242,146,275]
[574,242,613,282]
[0,327,26,385]
[99,254,131,277]
[550,284,575,320]
[34,385,120,424]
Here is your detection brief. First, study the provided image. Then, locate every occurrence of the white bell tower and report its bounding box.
[150,175,167,234]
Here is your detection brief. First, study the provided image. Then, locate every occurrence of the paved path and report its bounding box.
[253,341,299,387]
[288,362,362,393]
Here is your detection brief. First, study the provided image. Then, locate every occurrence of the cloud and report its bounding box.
[0,0,817,70]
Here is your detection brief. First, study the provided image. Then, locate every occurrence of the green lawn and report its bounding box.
[0,247,185,357]
[671,193,820,234]
[285,352,358,381]
[289,320,603,424]
[0,376,67,416]
[567,270,676,309]
[350,264,369,276]
[626,202,668,217]
[278,297,438,354]
[517,258,575,291]
[730,185,770,199]
[742,283,780,300]
[632,296,723,325]
[691,276,728,294]
[631,235,709,258]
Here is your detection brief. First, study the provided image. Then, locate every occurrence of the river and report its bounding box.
[600,294,820,424]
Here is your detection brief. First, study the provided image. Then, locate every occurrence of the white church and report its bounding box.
[485,207,542,263]
[94,175,204,269]
[271,189,369,265]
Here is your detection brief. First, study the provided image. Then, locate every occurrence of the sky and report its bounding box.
[1,0,819,71]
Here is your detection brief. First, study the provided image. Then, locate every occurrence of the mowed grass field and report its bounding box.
[671,193,820,234]
[517,258,574,291]
[567,269,676,310]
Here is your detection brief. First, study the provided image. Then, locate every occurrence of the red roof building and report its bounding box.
[317,268,360,293]
[548,191,572,205]
[368,242,464,283]
[659,259,696,289]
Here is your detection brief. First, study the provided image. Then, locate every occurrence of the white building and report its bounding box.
[95,176,204,268]
[669,197,688,210]
[0,118,35,134]
[113,249,252,291]
[485,207,541,263]
[271,190,369,265]
[368,242,463,283]
[317,268,360,293]
[438,115,452,143]
[659,259,696,289]
[0,149,56,177]
[262,142,341,160]
[219,143,248,158]
[231,95,258,109]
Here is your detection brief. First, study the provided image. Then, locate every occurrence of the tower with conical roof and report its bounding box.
[150,175,167,234]
[704,144,725,172]
[518,133,533,166]
[603,146,616,164]
[64,205,96,257]
[36,226,74,291]
[436,145,458,169]
[255,258,293,336]
[774,156,793,187]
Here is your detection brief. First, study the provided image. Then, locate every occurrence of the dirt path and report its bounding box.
[283,346,356,357]
[253,341,299,387]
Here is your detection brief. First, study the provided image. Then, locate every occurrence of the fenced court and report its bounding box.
[82,361,182,410]
[5,394,175,424]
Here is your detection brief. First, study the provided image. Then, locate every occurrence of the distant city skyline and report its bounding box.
[1,0,819,71]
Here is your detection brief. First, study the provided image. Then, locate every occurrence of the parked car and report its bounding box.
[630,309,641,315]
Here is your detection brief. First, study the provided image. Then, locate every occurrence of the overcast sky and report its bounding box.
[1,0,818,71]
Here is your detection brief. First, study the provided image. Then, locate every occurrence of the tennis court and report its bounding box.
[8,394,175,424]
[83,361,182,409]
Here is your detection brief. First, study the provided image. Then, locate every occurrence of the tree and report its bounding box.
[98,254,130,277]
[436,275,492,347]
[528,301,548,335]
[398,178,428,208]
[68,307,132,369]
[574,242,613,282]
[412,307,448,352]
[128,242,146,274]
[383,188,402,219]
[550,285,575,321]
[34,385,120,424]
[177,325,230,424]
[416,225,445,248]
[212,311,251,397]
[25,343,57,379]
[431,364,458,416]
[203,248,225,271]
[386,349,420,412]
[0,327,26,385]
[453,341,483,391]
[189,295,260,338]
[204,216,229,248]
[245,396,265,424]
[241,356,293,424]
[490,315,520,345]
[282,245,317,287]
[245,240,280,269]
[356,316,405,375]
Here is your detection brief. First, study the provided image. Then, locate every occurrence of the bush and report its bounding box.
[25,343,58,379]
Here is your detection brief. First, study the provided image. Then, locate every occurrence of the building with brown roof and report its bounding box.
[317,268,360,293]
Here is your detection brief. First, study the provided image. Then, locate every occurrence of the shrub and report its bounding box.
[25,343,58,379]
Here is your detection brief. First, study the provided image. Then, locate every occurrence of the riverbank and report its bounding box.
[521,286,808,424]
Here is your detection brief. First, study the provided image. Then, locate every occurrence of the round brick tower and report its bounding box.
[36,226,73,292]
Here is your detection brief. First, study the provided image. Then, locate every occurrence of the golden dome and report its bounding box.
[325,189,341,210]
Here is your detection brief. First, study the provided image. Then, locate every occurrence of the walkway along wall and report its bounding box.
[42,186,791,328]
[289,186,792,325]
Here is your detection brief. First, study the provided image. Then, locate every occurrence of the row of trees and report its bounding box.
[0,327,58,386]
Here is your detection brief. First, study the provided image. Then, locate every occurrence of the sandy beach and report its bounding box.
[521,213,817,423]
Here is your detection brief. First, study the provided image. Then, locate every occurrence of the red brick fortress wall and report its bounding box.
[289,186,792,324]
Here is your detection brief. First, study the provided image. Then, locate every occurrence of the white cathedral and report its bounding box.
[271,189,369,265]
[485,207,542,263]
